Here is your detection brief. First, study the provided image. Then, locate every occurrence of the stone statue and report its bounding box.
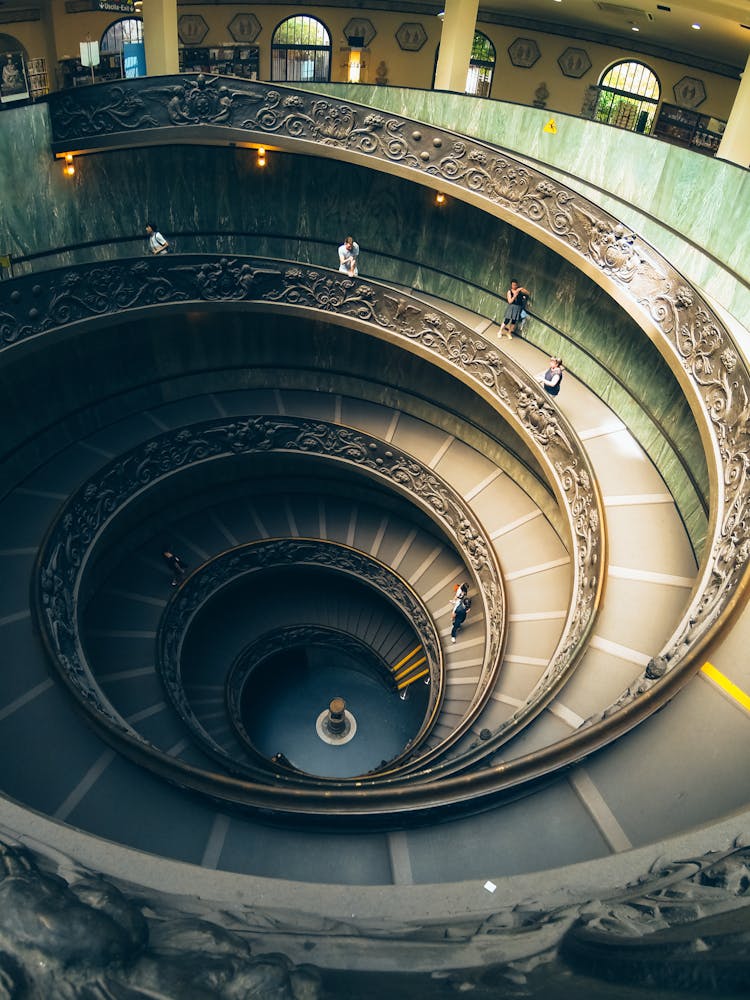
[533,82,549,108]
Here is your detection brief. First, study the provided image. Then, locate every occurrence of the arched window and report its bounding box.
[466,31,495,97]
[271,16,331,83]
[594,60,660,134]
[0,33,27,59]
[101,17,143,54]
[101,17,144,78]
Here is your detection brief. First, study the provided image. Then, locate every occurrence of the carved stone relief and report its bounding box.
[673,75,707,109]
[396,23,427,52]
[227,13,261,44]
[35,77,750,797]
[508,37,541,69]
[177,14,209,46]
[0,831,748,997]
[343,17,375,48]
[557,47,591,78]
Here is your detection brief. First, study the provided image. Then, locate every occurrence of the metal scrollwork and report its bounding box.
[0,828,747,996]
[20,260,605,794]
[36,414,518,804]
[43,79,750,723]
[0,837,322,999]
[156,541,443,777]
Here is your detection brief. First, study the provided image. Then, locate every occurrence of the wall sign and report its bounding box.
[508,37,540,69]
[395,23,427,52]
[673,76,706,109]
[558,47,591,78]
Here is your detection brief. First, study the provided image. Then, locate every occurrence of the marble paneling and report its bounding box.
[0,101,709,552]
[302,84,750,331]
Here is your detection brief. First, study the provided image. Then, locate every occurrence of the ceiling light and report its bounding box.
[631,25,639,31]
[691,22,701,29]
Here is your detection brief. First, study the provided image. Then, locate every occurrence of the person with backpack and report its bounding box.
[451,597,471,643]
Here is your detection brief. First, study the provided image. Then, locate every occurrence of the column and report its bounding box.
[39,0,60,90]
[717,53,750,168]
[143,0,179,77]
[433,0,479,94]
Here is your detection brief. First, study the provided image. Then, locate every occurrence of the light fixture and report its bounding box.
[63,153,75,177]
[347,48,362,84]
[256,145,266,167]
[437,10,445,20]
[435,191,446,205]
[631,25,639,31]
[691,22,701,29]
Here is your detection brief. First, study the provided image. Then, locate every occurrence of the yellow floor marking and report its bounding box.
[702,661,750,713]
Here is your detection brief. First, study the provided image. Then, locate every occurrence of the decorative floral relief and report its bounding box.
[159,542,443,777]
[42,74,750,754]
[35,414,516,796]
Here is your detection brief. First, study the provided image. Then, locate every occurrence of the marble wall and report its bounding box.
[0,101,708,549]
[305,85,750,332]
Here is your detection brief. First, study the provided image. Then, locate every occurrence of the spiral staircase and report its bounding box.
[0,76,749,998]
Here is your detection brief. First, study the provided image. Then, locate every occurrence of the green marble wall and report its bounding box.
[302,85,750,331]
[0,101,708,550]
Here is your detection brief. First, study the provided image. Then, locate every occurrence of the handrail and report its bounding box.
[26,77,750,814]
[1,229,706,538]
[34,411,512,791]
[157,539,444,777]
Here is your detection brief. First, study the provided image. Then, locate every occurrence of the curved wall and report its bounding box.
[0,104,708,549]
[307,85,750,329]
[0,310,554,521]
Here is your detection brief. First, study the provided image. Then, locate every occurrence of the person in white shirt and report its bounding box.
[146,222,169,255]
[338,235,359,276]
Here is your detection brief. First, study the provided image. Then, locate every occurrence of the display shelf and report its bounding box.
[57,54,122,89]
[27,57,48,98]
[179,45,259,79]
[652,102,725,156]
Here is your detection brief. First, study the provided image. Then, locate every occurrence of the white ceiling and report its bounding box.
[478,0,750,73]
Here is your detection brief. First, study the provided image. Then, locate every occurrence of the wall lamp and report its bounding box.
[63,152,75,177]
[435,191,446,205]
[256,145,266,167]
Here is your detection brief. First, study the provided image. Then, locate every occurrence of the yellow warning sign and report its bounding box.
[543,118,557,134]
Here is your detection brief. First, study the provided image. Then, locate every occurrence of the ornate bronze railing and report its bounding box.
[157,539,444,776]
[10,230,741,810]
[43,77,750,734]
[35,412,515,789]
